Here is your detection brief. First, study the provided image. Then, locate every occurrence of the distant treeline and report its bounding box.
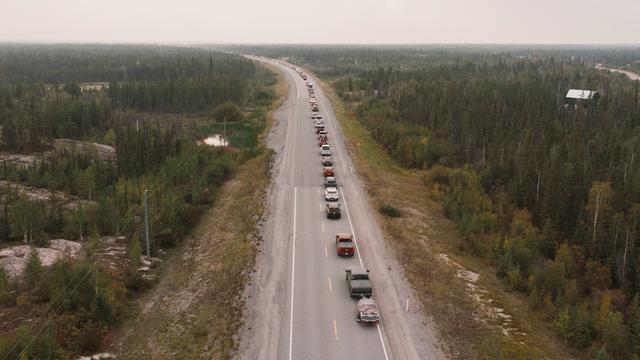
[0,45,272,153]
[0,45,254,84]
[227,44,640,76]
[0,45,260,114]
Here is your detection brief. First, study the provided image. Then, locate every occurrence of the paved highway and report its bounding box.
[238,58,444,360]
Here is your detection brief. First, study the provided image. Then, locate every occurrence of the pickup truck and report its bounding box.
[335,233,355,256]
[326,203,341,219]
[345,266,372,298]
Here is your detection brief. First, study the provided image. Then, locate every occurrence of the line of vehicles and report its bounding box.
[285,62,380,326]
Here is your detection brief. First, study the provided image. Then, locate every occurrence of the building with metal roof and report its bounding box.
[565,89,600,107]
[566,89,599,100]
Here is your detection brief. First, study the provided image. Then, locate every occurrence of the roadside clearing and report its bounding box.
[110,66,286,360]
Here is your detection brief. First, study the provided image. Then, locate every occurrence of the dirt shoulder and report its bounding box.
[317,79,578,360]
[111,150,271,359]
[110,66,286,360]
[235,58,293,360]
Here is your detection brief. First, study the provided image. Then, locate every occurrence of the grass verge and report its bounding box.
[317,78,578,360]
[113,150,272,359]
[111,63,286,360]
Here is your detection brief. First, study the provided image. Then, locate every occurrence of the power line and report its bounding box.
[9,132,219,359]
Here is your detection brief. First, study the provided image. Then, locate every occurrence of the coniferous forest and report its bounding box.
[0,45,275,357]
[4,43,640,359]
[237,45,640,359]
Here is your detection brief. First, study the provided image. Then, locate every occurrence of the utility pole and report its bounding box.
[144,189,150,258]
[223,115,227,147]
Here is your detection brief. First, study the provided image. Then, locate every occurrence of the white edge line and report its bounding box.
[340,187,390,360]
[377,324,390,360]
[287,69,389,360]
[289,186,297,360]
[324,68,389,356]
[339,187,364,269]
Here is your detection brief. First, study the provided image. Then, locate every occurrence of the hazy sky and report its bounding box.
[2,0,639,44]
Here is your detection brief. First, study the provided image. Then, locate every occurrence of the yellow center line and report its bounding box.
[333,319,338,340]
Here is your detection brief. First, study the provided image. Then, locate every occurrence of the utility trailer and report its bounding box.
[356,297,380,325]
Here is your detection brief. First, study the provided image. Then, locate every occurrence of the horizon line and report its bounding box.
[0,41,639,47]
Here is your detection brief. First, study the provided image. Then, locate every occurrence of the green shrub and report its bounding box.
[507,268,528,292]
[212,101,242,122]
[0,325,58,360]
[0,267,15,306]
[379,203,402,218]
[424,165,451,187]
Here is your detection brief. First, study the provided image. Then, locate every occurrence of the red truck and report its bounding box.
[335,233,355,256]
[323,166,335,177]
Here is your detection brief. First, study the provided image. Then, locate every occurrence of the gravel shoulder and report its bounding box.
[236,59,295,360]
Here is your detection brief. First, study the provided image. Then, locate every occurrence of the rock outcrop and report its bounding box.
[0,239,82,278]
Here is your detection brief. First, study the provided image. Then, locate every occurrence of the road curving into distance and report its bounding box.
[237,57,445,360]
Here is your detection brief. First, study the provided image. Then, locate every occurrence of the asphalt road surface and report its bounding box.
[238,57,444,360]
